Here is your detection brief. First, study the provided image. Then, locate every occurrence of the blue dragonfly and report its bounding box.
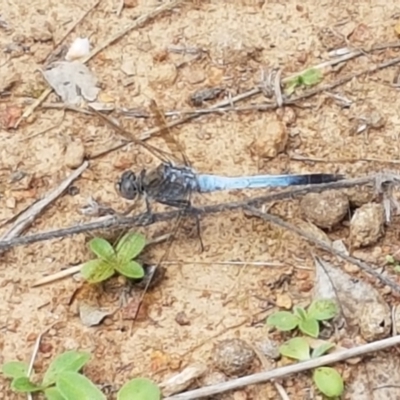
[92,104,342,210]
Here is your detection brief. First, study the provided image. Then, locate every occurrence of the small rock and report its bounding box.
[350,203,385,248]
[175,311,190,326]
[275,293,292,309]
[275,107,296,126]
[250,119,288,158]
[346,185,377,207]
[65,37,90,61]
[148,63,177,87]
[256,339,280,360]
[359,301,391,341]
[300,190,349,229]
[64,139,85,168]
[5,196,16,209]
[213,339,255,376]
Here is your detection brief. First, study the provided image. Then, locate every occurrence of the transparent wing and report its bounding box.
[149,99,190,167]
[89,106,177,164]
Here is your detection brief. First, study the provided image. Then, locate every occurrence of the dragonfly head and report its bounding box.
[116,170,142,200]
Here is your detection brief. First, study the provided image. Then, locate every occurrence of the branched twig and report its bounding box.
[164,335,400,399]
[0,175,381,252]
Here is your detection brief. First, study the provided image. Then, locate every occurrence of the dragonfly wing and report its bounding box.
[149,99,190,166]
[89,106,175,163]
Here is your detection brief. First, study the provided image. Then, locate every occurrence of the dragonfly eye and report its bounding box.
[116,170,140,200]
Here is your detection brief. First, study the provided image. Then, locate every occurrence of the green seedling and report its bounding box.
[118,377,161,400]
[285,68,323,95]
[2,350,93,399]
[266,299,338,338]
[279,337,344,398]
[81,232,146,283]
[2,351,161,400]
[385,254,400,273]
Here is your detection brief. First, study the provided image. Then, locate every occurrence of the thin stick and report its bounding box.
[165,335,400,399]
[14,0,185,127]
[0,161,89,242]
[245,206,400,293]
[0,175,376,252]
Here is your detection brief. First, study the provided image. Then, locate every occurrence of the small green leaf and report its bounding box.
[311,342,335,358]
[266,311,299,331]
[116,233,146,262]
[45,387,67,400]
[115,260,145,279]
[89,238,115,261]
[307,299,338,321]
[301,68,322,86]
[299,318,319,338]
[285,79,300,95]
[279,337,310,361]
[386,254,396,264]
[43,351,91,387]
[293,306,307,321]
[56,371,106,400]
[313,367,344,397]
[2,361,29,379]
[81,259,115,283]
[117,378,161,400]
[11,376,43,393]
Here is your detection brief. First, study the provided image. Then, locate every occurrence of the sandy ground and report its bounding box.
[2,1,400,399]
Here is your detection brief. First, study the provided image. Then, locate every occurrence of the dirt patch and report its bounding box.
[2,1,400,399]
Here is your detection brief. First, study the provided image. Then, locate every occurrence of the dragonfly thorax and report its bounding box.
[116,170,145,200]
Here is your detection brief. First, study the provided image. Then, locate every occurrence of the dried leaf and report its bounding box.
[78,303,113,327]
[42,61,100,105]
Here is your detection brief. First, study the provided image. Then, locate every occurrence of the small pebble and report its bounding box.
[349,203,385,248]
[175,311,191,326]
[300,190,349,229]
[250,119,287,158]
[346,186,377,207]
[213,339,255,376]
[64,138,85,168]
[65,37,90,61]
[359,301,391,341]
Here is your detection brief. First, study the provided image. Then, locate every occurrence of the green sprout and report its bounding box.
[81,232,146,284]
[266,299,344,398]
[285,68,323,95]
[266,299,338,338]
[385,254,400,274]
[2,351,161,400]
[279,338,344,397]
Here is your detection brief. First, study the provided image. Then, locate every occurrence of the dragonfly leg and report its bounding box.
[143,196,155,224]
[194,213,204,252]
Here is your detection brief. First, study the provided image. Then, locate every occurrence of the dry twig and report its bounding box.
[164,335,400,399]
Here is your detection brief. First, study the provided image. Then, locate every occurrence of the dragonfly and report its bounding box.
[91,104,343,213]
